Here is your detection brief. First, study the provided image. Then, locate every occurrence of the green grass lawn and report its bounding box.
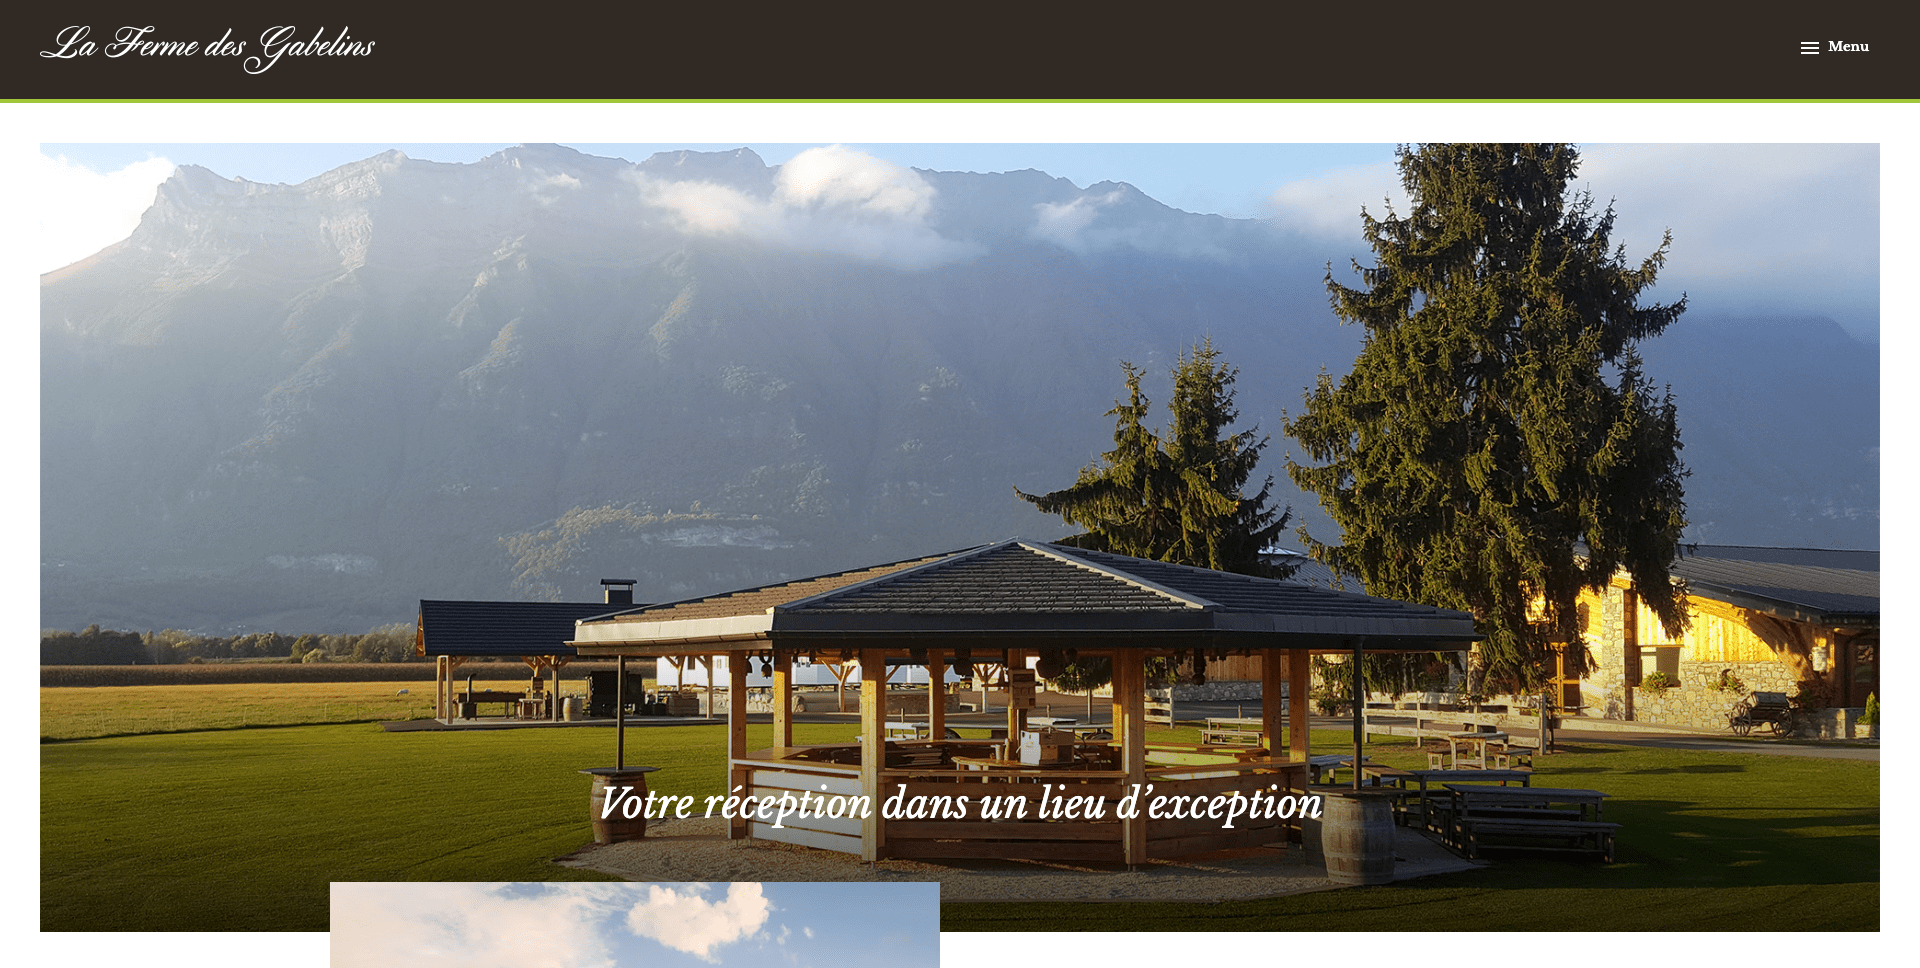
[946,739,1880,931]
[41,705,1878,932]
[40,676,572,740]
[41,718,852,931]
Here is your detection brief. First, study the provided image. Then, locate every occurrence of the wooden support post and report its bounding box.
[1288,648,1310,764]
[926,648,945,739]
[1261,650,1285,753]
[1350,638,1365,790]
[772,649,793,749]
[1004,650,1027,754]
[616,655,627,770]
[728,653,750,840]
[859,649,887,862]
[1116,648,1148,866]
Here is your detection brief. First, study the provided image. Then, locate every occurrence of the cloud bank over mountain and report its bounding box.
[1260,143,1879,341]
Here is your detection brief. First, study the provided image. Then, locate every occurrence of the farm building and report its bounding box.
[1564,545,1878,733]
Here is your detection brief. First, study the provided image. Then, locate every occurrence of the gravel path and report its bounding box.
[556,817,1346,901]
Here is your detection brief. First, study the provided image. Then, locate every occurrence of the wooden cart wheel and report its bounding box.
[1775,710,1801,737]
[1733,720,1753,737]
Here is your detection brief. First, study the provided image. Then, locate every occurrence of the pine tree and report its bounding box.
[1016,341,1292,691]
[1285,144,1689,689]
[1017,339,1291,575]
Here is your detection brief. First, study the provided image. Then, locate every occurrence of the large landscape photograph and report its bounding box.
[30,107,1883,952]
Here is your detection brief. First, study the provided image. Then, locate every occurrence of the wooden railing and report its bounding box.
[733,742,1315,862]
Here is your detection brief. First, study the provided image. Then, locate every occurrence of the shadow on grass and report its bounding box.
[944,792,1878,931]
[1550,763,1748,776]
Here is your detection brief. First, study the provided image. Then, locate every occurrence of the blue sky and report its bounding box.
[330,882,939,968]
[27,134,1883,342]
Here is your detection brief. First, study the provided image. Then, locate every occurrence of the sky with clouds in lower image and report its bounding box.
[330,882,938,968]
[32,139,1880,343]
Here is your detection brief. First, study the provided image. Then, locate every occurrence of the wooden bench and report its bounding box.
[1466,806,1583,822]
[1199,717,1264,745]
[1495,744,1536,769]
[1458,817,1620,862]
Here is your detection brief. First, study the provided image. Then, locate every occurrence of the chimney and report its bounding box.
[601,578,637,605]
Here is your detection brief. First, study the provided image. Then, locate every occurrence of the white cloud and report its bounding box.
[642,178,763,234]
[1031,191,1119,249]
[1574,144,1877,308]
[625,882,772,962]
[35,152,174,275]
[629,146,980,271]
[1262,160,1406,239]
[1262,145,1880,339]
[330,883,625,968]
[774,144,934,218]
[1028,187,1232,260]
[803,926,814,938]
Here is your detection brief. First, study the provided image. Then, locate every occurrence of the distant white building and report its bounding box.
[655,654,965,689]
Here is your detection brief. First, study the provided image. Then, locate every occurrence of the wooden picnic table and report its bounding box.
[951,755,1023,768]
[456,690,523,718]
[1443,783,1607,820]
[1441,784,1615,861]
[1360,767,1533,828]
[1307,754,1370,784]
[1444,730,1509,769]
[1200,717,1265,745]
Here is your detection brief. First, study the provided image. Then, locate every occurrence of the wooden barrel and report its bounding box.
[1321,790,1397,885]
[582,768,660,843]
[562,697,585,721]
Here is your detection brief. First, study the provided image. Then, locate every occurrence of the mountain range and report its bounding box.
[39,145,1879,633]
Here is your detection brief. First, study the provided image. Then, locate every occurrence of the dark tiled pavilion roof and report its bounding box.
[1671,545,1878,626]
[417,600,637,657]
[570,540,1479,655]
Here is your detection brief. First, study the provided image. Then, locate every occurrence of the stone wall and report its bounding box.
[1806,706,1872,740]
[1585,586,1632,720]
[1080,680,1273,703]
[1627,659,1795,729]
[1168,680,1267,702]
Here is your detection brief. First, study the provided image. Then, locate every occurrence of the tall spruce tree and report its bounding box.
[1017,340,1292,690]
[1017,339,1290,576]
[1285,144,1689,689]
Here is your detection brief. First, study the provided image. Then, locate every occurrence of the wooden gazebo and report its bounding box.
[569,539,1477,863]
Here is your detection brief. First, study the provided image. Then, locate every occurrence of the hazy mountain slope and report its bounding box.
[39,146,1877,633]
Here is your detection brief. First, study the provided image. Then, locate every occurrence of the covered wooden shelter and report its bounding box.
[569,539,1477,863]
[417,582,641,721]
